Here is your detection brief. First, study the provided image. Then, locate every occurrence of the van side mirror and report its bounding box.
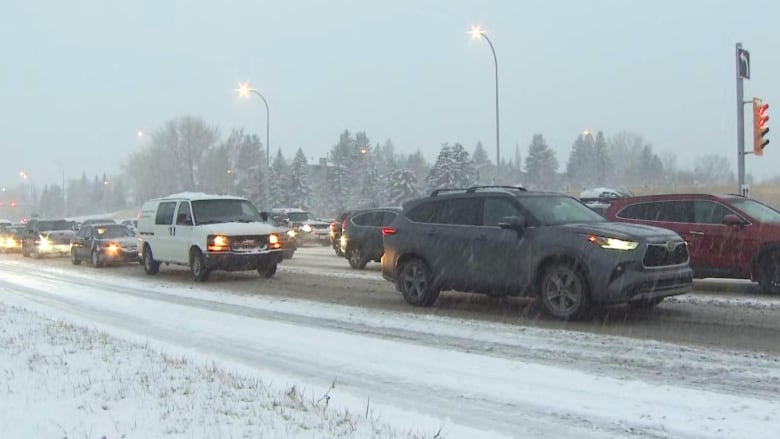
[260,211,269,222]
[723,214,745,226]
[498,215,527,233]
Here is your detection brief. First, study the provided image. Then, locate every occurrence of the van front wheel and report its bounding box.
[142,246,160,275]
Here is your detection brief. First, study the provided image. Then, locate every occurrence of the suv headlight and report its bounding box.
[587,234,638,250]
[37,236,51,248]
[207,235,230,252]
[301,224,312,233]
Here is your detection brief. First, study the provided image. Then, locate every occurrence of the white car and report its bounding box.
[271,208,331,246]
[137,192,283,281]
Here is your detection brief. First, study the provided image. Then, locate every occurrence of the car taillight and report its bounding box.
[341,219,347,230]
[382,227,396,236]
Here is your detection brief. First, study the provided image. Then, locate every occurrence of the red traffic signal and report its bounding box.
[753,97,770,156]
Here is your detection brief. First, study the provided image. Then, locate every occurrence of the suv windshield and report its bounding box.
[191,199,261,225]
[94,225,133,239]
[286,212,315,222]
[730,199,780,223]
[520,196,606,225]
[37,220,71,231]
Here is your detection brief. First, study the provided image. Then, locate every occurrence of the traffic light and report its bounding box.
[753,97,769,156]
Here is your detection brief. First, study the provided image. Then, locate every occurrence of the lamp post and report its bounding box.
[237,82,271,167]
[469,25,500,183]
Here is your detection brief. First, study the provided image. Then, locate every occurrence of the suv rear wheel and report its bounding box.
[758,251,780,294]
[540,263,591,320]
[398,258,440,307]
[347,246,368,269]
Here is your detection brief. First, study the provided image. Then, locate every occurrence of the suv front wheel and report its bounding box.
[540,263,591,320]
[398,258,440,307]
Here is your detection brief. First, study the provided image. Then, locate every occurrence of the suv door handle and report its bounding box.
[688,231,704,236]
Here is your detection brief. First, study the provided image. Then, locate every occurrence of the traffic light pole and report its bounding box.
[736,43,746,195]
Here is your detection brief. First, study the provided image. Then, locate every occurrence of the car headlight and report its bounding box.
[286,230,296,238]
[587,234,638,250]
[301,224,312,233]
[106,243,119,253]
[38,236,51,248]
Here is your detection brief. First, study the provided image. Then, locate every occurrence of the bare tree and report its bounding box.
[693,154,735,186]
[152,116,219,190]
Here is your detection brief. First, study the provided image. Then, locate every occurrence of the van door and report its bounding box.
[173,201,195,264]
[152,201,178,261]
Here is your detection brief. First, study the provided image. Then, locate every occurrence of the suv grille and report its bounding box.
[643,242,689,267]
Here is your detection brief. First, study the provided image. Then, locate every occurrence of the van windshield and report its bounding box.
[191,199,262,225]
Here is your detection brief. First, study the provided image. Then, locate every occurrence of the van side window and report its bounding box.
[155,202,177,225]
[176,202,193,226]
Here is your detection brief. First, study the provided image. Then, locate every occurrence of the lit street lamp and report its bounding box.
[237,82,271,168]
[469,25,501,183]
[137,130,145,138]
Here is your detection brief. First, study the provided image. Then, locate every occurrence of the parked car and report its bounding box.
[20,218,76,258]
[381,186,693,320]
[579,187,633,215]
[341,207,400,269]
[121,218,139,234]
[137,192,283,281]
[604,193,780,294]
[70,223,138,267]
[272,208,331,246]
[329,210,355,256]
[80,218,117,226]
[0,225,25,253]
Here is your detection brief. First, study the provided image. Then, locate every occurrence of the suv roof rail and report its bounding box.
[429,185,528,197]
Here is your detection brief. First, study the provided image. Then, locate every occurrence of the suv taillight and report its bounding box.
[342,219,347,230]
[382,227,396,236]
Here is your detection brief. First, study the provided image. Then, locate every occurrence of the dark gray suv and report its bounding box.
[380,186,693,320]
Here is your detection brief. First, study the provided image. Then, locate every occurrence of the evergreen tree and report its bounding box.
[524,134,559,190]
[425,143,455,193]
[267,149,289,207]
[402,149,430,188]
[235,133,266,206]
[566,134,596,189]
[355,150,380,208]
[472,141,490,166]
[328,130,356,212]
[450,143,477,188]
[287,148,312,209]
[592,131,612,186]
[382,168,420,206]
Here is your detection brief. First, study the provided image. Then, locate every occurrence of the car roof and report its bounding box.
[610,193,745,203]
[152,192,247,202]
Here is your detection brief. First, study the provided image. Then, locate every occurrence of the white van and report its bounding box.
[137,192,283,281]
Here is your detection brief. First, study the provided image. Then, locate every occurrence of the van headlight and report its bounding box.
[587,234,638,250]
[301,224,312,233]
[207,235,230,252]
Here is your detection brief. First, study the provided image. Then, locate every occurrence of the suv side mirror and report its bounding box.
[498,215,527,233]
[260,211,269,222]
[723,214,745,226]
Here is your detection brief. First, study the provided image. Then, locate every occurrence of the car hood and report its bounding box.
[96,236,137,246]
[558,222,681,241]
[200,221,277,236]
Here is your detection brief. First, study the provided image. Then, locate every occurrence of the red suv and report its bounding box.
[604,194,780,294]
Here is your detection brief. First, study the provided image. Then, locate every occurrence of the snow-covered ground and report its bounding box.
[1,258,779,438]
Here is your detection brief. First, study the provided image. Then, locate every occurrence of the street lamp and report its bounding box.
[137,130,145,138]
[236,82,271,168]
[469,25,500,183]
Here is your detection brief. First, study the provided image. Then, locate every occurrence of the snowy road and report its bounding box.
[1,252,780,438]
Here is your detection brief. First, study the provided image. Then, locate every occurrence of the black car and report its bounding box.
[380,186,693,320]
[70,223,138,267]
[341,207,400,269]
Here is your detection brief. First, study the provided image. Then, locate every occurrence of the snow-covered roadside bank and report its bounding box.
[0,303,434,439]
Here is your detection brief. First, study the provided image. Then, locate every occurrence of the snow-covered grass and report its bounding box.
[0,303,435,439]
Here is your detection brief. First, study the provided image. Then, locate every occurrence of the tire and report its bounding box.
[142,245,160,275]
[540,263,591,320]
[71,248,82,266]
[347,246,368,269]
[627,297,664,309]
[758,251,780,294]
[91,249,103,268]
[190,249,210,282]
[22,248,30,257]
[398,258,440,307]
[258,261,278,278]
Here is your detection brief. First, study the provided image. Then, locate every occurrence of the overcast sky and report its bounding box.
[1,0,778,189]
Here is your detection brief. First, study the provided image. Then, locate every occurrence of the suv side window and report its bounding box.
[155,201,177,225]
[176,202,193,226]
[694,200,734,224]
[617,202,659,220]
[406,201,440,223]
[353,212,381,227]
[658,200,694,223]
[482,197,521,226]
[434,198,481,225]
